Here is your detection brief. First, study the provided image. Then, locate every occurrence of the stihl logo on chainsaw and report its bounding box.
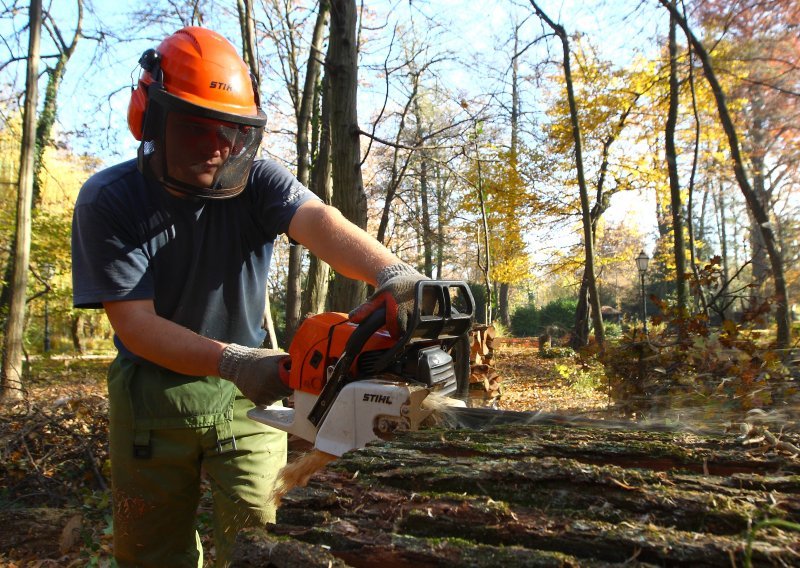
[362,393,392,404]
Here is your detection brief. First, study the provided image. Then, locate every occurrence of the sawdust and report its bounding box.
[272,450,338,506]
[419,390,470,427]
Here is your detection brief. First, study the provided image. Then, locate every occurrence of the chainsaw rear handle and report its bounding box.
[368,280,475,373]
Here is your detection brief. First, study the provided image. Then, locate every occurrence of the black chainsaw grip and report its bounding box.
[343,307,387,356]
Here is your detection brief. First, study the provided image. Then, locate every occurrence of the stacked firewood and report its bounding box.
[468,325,502,407]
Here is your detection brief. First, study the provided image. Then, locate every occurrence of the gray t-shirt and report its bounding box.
[72,158,318,362]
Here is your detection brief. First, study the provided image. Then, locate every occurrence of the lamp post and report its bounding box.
[42,263,53,353]
[635,251,650,335]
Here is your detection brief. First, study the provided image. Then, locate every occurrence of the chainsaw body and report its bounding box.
[248,281,474,456]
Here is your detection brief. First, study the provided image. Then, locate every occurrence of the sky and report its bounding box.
[1,0,669,256]
[6,0,666,160]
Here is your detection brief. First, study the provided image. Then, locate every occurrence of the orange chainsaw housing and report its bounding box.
[286,313,396,395]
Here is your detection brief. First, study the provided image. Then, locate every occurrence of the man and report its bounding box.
[71,27,424,567]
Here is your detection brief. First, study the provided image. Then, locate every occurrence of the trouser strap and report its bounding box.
[133,428,152,459]
[214,418,237,454]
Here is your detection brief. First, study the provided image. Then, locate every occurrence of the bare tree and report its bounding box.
[665,0,688,331]
[1,0,41,401]
[327,0,367,311]
[0,0,83,320]
[301,72,333,316]
[235,0,278,348]
[529,0,604,347]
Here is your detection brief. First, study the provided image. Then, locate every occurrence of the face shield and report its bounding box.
[138,88,267,199]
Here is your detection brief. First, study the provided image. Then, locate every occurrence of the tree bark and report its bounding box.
[234,420,800,567]
[236,0,259,84]
[473,124,492,324]
[327,0,367,312]
[1,0,41,401]
[657,0,791,349]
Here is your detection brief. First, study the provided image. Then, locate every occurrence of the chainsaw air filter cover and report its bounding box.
[287,312,395,395]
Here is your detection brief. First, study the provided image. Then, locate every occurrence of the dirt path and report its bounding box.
[493,343,611,415]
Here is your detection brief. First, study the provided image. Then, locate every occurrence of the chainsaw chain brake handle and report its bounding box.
[307,280,475,427]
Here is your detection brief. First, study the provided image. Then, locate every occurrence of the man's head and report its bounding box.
[128,27,266,199]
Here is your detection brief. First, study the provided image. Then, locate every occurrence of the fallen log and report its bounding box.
[233,421,800,567]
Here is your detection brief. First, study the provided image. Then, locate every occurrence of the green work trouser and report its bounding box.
[107,356,287,567]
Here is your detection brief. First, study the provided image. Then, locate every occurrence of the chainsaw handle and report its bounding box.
[368,280,475,373]
[307,307,386,426]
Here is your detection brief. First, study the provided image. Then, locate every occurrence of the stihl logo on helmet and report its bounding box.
[127,27,268,199]
[210,81,234,92]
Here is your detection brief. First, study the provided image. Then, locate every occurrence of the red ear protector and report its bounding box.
[127,49,162,141]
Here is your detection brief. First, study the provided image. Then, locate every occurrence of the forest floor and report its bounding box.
[1,342,797,566]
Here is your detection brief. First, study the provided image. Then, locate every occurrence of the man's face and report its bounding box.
[164,112,244,188]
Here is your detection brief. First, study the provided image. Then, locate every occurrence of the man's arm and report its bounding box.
[288,200,429,338]
[104,299,225,376]
[104,299,292,404]
[287,200,401,285]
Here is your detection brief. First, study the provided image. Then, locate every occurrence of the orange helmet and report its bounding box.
[128,27,267,199]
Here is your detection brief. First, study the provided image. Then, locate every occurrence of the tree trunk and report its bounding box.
[413,97,433,277]
[70,313,84,353]
[473,127,492,324]
[0,2,81,323]
[302,74,333,317]
[236,0,278,348]
[571,275,591,349]
[327,0,367,312]
[715,183,732,320]
[234,419,800,566]
[236,0,259,84]
[746,92,771,313]
[529,1,604,347]
[666,3,688,331]
[286,0,330,340]
[1,0,41,401]
[497,30,521,330]
[658,0,791,348]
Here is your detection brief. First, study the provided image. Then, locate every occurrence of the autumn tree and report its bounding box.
[695,0,800,326]
[1,0,41,401]
[657,0,792,348]
[0,0,85,320]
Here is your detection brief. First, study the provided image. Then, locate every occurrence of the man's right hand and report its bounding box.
[218,344,293,406]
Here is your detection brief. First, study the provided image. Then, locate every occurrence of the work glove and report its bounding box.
[218,344,293,406]
[349,263,429,339]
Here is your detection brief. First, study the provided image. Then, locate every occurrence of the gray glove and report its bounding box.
[349,263,429,338]
[218,344,293,406]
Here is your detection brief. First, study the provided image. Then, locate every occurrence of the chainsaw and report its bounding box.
[247,280,475,456]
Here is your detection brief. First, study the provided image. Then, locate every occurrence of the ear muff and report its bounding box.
[127,49,162,141]
[127,83,148,141]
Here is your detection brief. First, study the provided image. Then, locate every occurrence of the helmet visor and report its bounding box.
[140,88,266,199]
[164,113,261,194]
